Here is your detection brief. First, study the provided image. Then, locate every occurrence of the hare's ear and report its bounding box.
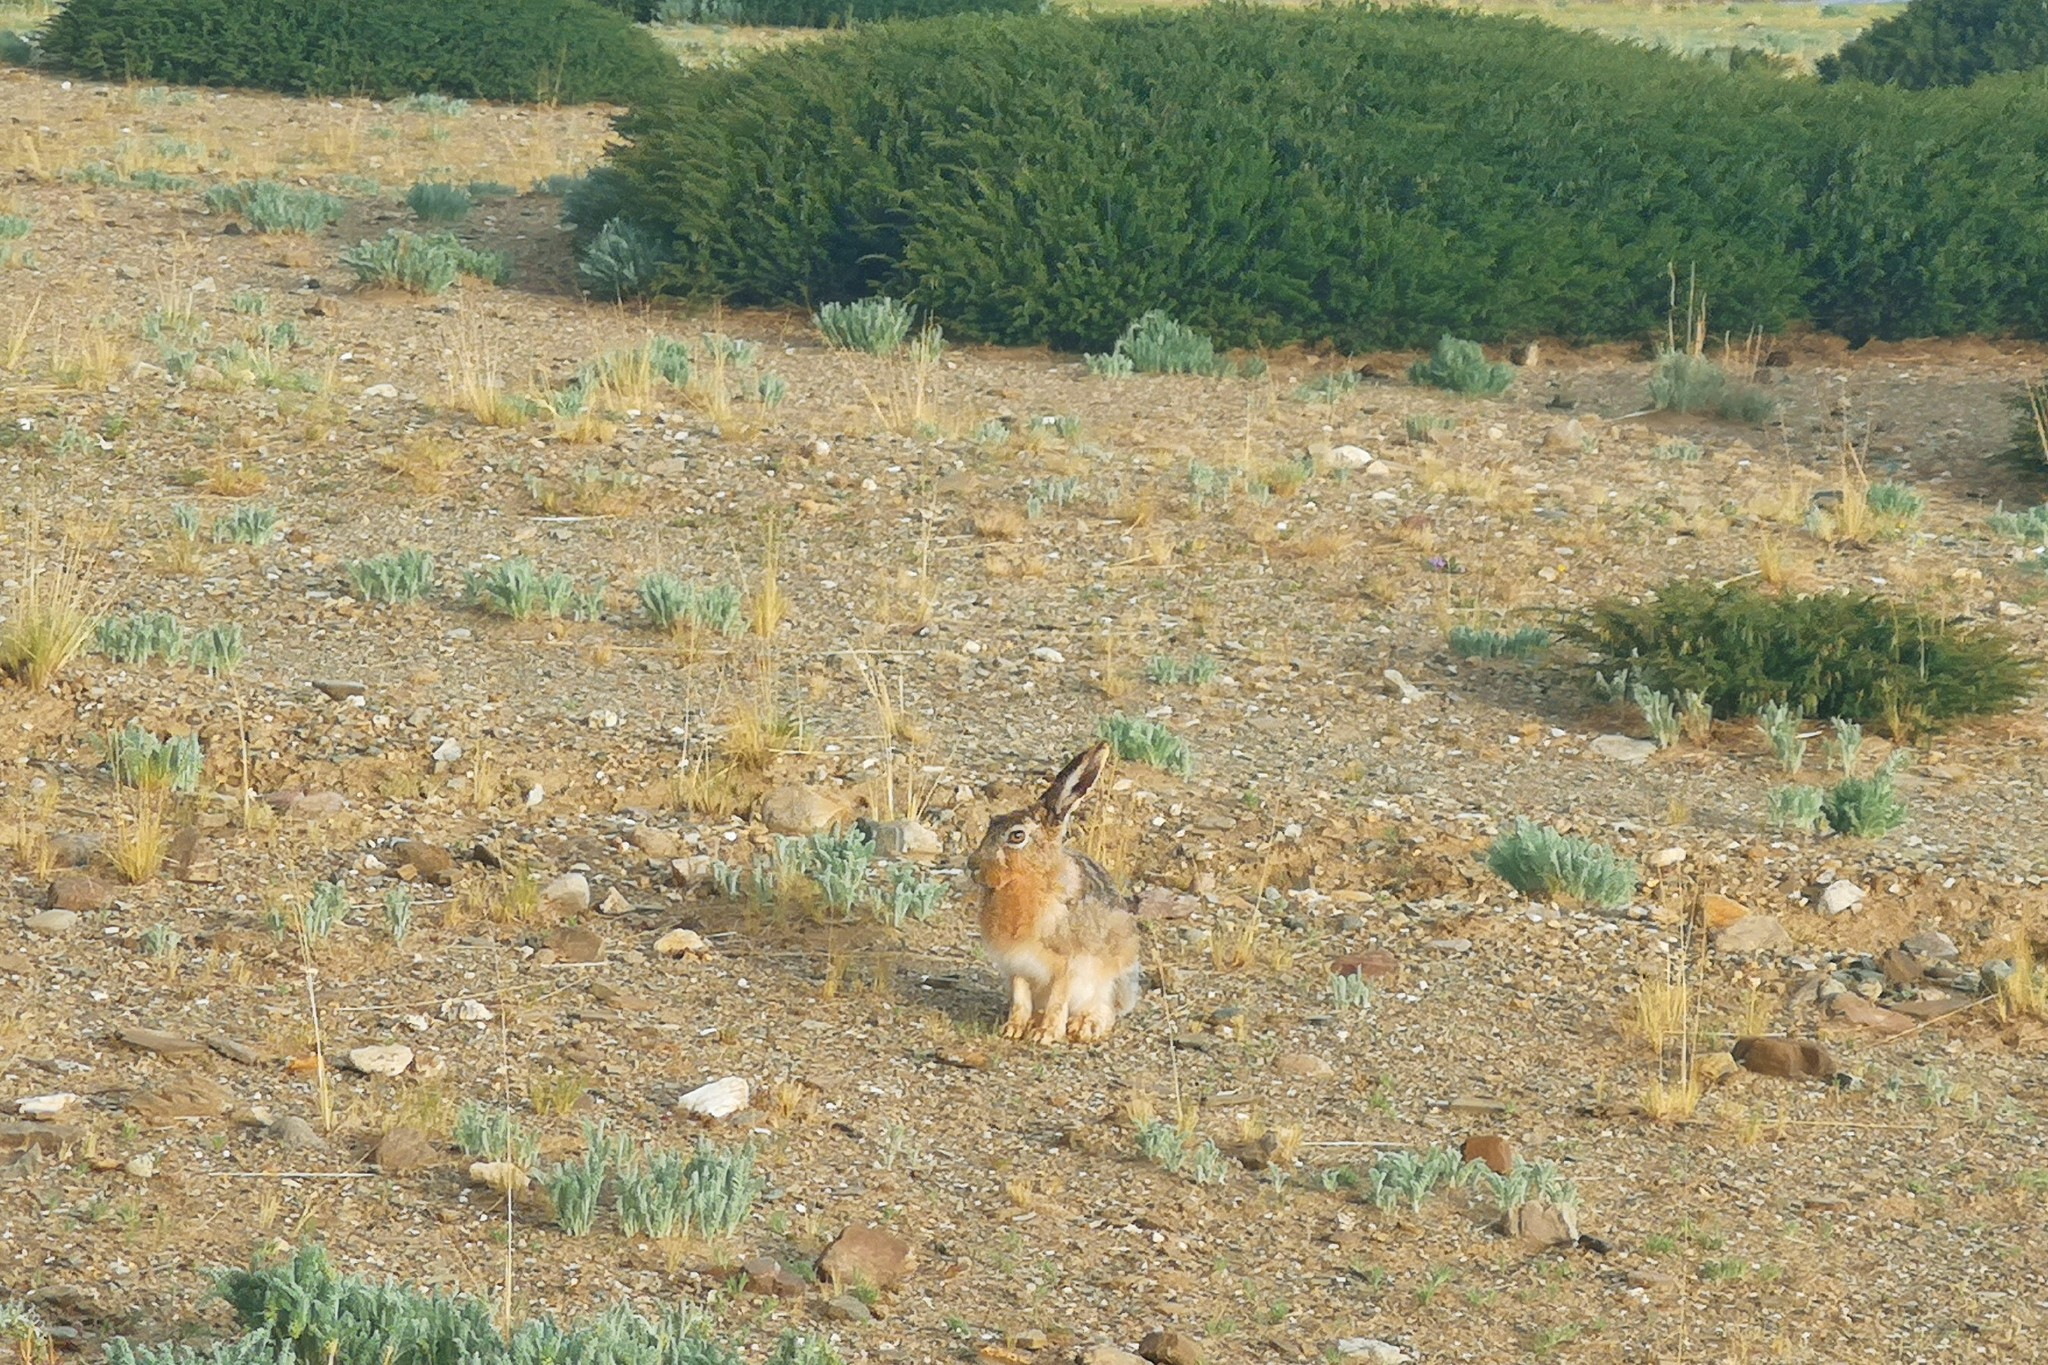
[1038,742,1108,827]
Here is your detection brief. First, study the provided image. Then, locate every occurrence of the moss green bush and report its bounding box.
[38,0,679,105]
[1486,820,1639,909]
[1410,335,1512,396]
[580,5,2048,350]
[1819,0,2048,87]
[1566,580,2037,736]
[654,0,1036,22]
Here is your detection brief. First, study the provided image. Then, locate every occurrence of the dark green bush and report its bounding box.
[664,0,1039,24]
[1565,581,2038,737]
[38,0,680,104]
[580,6,2048,350]
[1819,0,2048,87]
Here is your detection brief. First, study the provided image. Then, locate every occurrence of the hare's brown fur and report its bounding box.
[968,744,1141,1043]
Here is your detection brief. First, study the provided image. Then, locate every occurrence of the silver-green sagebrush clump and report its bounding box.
[1486,818,1639,909]
[1098,713,1192,775]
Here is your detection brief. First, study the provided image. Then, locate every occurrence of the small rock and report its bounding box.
[1818,879,1868,915]
[431,738,464,764]
[678,1076,750,1119]
[546,925,603,963]
[1382,668,1424,703]
[1328,444,1374,469]
[1648,847,1686,869]
[1511,341,1540,366]
[392,839,456,885]
[442,999,494,1022]
[1423,937,1472,952]
[16,1094,79,1118]
[597,887,631,915]
[268,1116,327,1151]
[311,680,368,700]
[627,826,679,859]
[167,826,220,883]
[865,819,942,858]
[761,784,845,835]
[1731,1036,1839,1080]
[47,873,114,913]
[818,1224,916,1290]
[1504,1198,1579,1248]
[25,910,79,936]
[204,1034,262,1066]
[0,1121,82,1153]
[468,1161,529,1194]
[1075,1348,1148,1365]
[1590,734,1657,764]
[1825,993,1915,1037]
[1699,893,1749,931]
[370,1126,437,1173]
[1135,886,1199,920]
[47,834,102,868]
[654,927,712,960]
[1713,915,1792,954]
[269,789,348,821]
[1901,930,1960,962]
[1543,418,1587,453]
[117,1026,206,1056]
[363,382,399,399]
[1333,1340,1409,1365]
[1333,949,1400,982]
[670,855,715,889]
[1030,646,1066,664]
[742,1257,807,1299]
[540,873,591,917]
[1460,1134,1515,1175]
[1273,1053,1335,1079]
[1626,1268,1681,1297]
[129,1078,230,1119]
[123,1153,157,1179]
[820,1294,871,1323]
[1878,947,1924,987]
[1137,1329,1204,1365]
[345,1044,415,1077]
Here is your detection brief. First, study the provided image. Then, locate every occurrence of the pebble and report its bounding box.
[1901,930,1959,962]
[627,826,680,859]
[654,927,712,959]
[741,1257,807,1299]
[1422,937,1472,952]
[362,383,399,399]
[268,1116,327,1150]
[1626,1268,1681,1297]
[370,1127,437,1172]
[1826,993,1915,1036]
[118,1027,206,1056]
[46,874,114,913]
[1273,1053,1335,1079]
[345,1044,415,1077]
[541,873,591,917]
[311,679,368,700]
[16,1093,79,1118]
[865,818,942,858]
[469,1161,529,1194]
[678,1076,750,1119]
[547,926,604,963]
[392,839,457,884]
[1504,1199,1579,1248]
[1590,734,1657,764]
[24,910,79,935]
[760,784,844,835]
[1382,668,1424,703]
[1731,1036,1839,1080]
[431,738,464,764]
[818,1224,916,1289]
[1333,949,1400,981]
[1138,1329,1204,1365]
[1328,444,1374,469]
[1075,1349,1147,1365]
[123,1153,157,1179]
[1699,893,1749,930]
[1713,915,1791,954]
[1332,1341,1409,1365]
[1818,879,1868,915]
[820,1294,871,1323]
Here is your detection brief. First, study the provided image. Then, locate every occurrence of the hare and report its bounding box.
[967,742,1141,1043]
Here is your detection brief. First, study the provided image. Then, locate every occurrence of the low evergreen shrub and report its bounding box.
[1648,350,1777,423]
[580,5,2048,350]
[343,231,507,293]
[1409,335,1512,396]
[1820,0,2048,87]
[38,0,679,105]
[657,0,1038,23]
[815,296,915,354]
[1486,819,1639,909]
[1566,580,2037,736]
[405,182,473,224]
[202,181,346,234]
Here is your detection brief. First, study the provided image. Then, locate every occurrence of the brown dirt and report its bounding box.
[3,69,2048,1365]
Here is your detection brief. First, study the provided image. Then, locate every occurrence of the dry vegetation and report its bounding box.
[1,60,2047,1365]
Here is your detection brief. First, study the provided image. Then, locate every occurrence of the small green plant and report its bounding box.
[1824,751,1909,838]
[1137,1119,1187,1172]
[1865,482,1924,526]
[1591,666,1634,706]
[395,93,470,116]
[1757,700,1806,773]
[454,1101,540,1168]
[1989,504,2048,544]
[766,1335,843,1365]
[465,559,578,620]
[213,506,279,546]
[1357,1146,1473,1214]
[1404,412,1457,442]
[617,1140,762,1239]
[755,372,788,406]
[814,296,915,355]
[380,886,416,945]
[879,863,947,927]
[1145,653,1221,686]
[1329,972,1376,1012]
[1293,371,1359,403]
[1648,349,1777,422]
[542,1151,609,1236]
[577,218,663,301]
[342,230,507,293]
[103,723,203,793]
[1090,311,1226,377]
[1447,625,1553,659]
[97,610,183,665]
[778,829,875,916]
[270,880,348,942]
[1098,713,1193,776]
[637,575,743,635]
[1654,439,1702,462]
[1677,688,1713,744]
[1184,1138,1230,1185]
[1025,476,1084,519]
[405,181,473,223]
[202,181,347,233]
[1486,818,1639,909]
[1408,334,1512,396]
[347,549,436,603]
[140,924,181,957]
[1765,784,1825,833]
[184,623,245,677]
[1632,682,1679,749]
[0,215,31,240]
[1476,1157,1579,1214]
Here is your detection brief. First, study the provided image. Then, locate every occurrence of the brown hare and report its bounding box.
[967,742,1141,1043]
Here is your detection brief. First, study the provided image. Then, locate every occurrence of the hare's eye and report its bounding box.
[1005,827,1029,846]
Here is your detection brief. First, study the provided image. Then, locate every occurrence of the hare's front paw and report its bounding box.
[1067,1012,1110,1044]
[1000,1013,1034,1040]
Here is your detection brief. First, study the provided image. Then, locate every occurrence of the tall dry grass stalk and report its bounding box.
[1,522,101,690]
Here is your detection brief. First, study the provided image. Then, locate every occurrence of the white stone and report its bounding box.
[363,382,399,399]
[1328,443,1374,469]
[1334,1341,1410,1365]
[345,1044,414,1077]
[678,1076,750,1119]
[655,927,711,959]
[17,1093,80,1117]
[1820,879,1867,915]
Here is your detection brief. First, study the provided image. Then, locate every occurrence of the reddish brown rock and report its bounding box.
[547,926,604,964]
[1332,948,1400,982]
[1461,1134,1516,1175]
[741,1257,806,1299]
[46,873,114,913]
[1698,893,1749,931]
[1138,1329,1205,1365]
[370,1126,437,1173]
[1825,994,1915,1037]
[392,839,456,885]
[817,1224,916,1290]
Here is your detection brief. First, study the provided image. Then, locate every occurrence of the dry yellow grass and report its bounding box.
[1996,930,2044,1020]
[748,520,789,638]
[1,530,101,691]
[672,758,749,819]
[379,437,462,494]
[109,793,169,884]
[201,458,269,497]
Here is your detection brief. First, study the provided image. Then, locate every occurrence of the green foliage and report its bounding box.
[213,506,279,546]
[104,1332,294,1365]
[1409,334,1512,396]
[1632,682,1680,750]
[97,610,183,665]
[579,6,2048,351]
[765,1337,843,1365]
[658,0,1036,23]
[1757,700,1807,773]
[1328,972,1376,1012]
[1475,1158,1580,1214]
[1447,625,1553,659]
[1821,0,2048,87]
[0,30,36,65]
[342,231,507,293]
[1766,784,1826,833]
[637,575,743,635]
[1098,713,1192,776]
[617,1140,763,1239]
[1349,1146,1477,1214]
[1091,311,1225,377]
[102,722,203,793]
[405,181,472,224]
[1825,753,1910,837]
[1566,580,2038,736]
[814,296,916,355]
[185,623,246,677]
[1865,482,1926,524]
[0,215,33,240]
[464,559,584,620]
[202,181,345,233]
[1135,1120,1226,1184]
[543,1151,609,1236]
[1648,350,1777,423]
[454,1102,540,1167]
[39,0,680,105]
[382,886,415,945]
[578,219,663,302]
[1988,503,2048,544]
[1486,818,1639,909]
[346,550,436,604]
[1145,653,1220,686]
[2007,379,2048,473]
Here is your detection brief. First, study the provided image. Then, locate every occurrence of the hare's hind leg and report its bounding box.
[1026,969,1072,1044]
[1000,974,1037,1039]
